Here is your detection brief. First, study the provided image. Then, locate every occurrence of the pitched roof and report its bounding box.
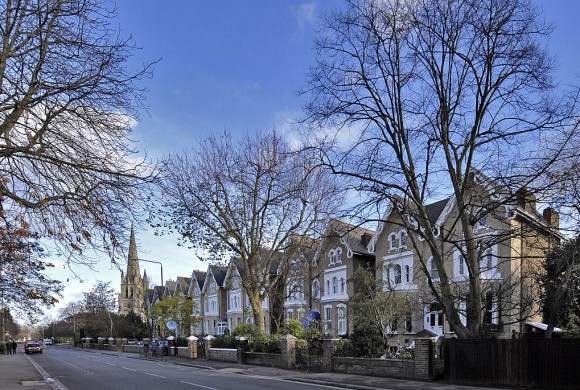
[209,265,228,286]
[330,219,375,256]
[191,270,206,290]
[175,276,191,294]
[425,198,451,224]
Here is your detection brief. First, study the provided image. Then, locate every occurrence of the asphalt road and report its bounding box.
[27,347,341,390]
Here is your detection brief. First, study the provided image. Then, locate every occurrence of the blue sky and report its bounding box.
[42,0,580,320]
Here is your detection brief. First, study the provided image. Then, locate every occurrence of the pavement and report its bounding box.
[0,344,503,390]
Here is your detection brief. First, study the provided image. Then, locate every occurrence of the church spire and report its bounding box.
[127,225,140,279]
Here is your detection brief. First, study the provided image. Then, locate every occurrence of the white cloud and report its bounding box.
[291,2,317,31]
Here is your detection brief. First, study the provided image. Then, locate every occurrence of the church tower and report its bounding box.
[119,227,147,321]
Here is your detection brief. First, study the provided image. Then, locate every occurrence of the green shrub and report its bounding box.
[212,335,237,349]
[232,323,259,338]
[279,319,305,338]
[334,338,356,357]
[250,334,281,353]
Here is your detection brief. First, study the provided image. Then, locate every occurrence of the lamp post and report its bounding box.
[138,258,164,290]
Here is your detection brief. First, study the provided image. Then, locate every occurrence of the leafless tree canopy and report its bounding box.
[303,0,579,337]
[156,131,340,332]
[0,0,157,264]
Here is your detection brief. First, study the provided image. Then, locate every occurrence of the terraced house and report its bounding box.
[369,175,561,350]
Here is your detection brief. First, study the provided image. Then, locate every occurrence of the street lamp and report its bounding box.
[138,258,164,289]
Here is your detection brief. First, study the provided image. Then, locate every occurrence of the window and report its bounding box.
[340,277,345,293]
[483,291,500,325]
[481,249,493,270]
[394,265,402,284]
[332,277,338,294]
[336,247,342,264]
[329,249,335,265]
[429,258,439,279]
[324,306,333,334]
[405,265,410,283]
[389,233,397,249]
[326,280,330,294]
[312,280,320,298]
[337,306,347,335]
[405,314,413,333]
[400,231,407,247]
[459,255,465,275]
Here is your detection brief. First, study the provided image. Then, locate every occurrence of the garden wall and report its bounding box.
[332,357,414,379]
[207,348,237,362]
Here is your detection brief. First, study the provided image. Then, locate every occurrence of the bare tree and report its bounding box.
[155,131,339,333]
[303,0,578,337]
[0,0,157,267]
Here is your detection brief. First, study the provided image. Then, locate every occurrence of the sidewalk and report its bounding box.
[74,346,503,390]
[0,345,53,389]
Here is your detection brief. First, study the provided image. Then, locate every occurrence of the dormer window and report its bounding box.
[389,233,397,249]
[329,247,342,265]
[399,231,407,247]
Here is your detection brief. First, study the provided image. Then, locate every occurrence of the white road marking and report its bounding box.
[180,381,220,390]
[121,367,137,371]
[145,372,167,378]
[105,363,115,366]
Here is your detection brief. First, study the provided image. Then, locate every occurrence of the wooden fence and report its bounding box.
[444,338,580,389]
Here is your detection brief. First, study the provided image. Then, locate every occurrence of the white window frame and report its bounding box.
[312,279,320,298]
[337,305,347,335]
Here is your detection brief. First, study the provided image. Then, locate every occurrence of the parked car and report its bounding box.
[43,338,53,345]
[126,338,138,345]
[24,341,42,354]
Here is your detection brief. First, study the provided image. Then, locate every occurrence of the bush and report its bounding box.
[0,342,5,355]
[249,334,281,353]
[279,319,305,338]
[212,335,237,349]
[347,327,388,358]
[232,323,259,338]
[333,338,356,357]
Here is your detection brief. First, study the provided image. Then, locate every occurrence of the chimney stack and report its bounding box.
[361,232,372,248]
[543,207,560,229]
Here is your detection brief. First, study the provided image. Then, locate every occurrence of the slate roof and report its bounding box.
[425,198,451,224]
[330,219,375,256]
[175,276,191,294]
[191,270,206,290]
[209,265,228,287]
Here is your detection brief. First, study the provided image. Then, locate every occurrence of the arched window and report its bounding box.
[481,249,493,270]
[336,247,342,263]
[326,280,330,294]
[429,258,439,279]
[312,280,320,298]
[394,264,402,284]
[332,277,338,294]
[329,249,336,265]
[399,231,407,247]
[389,233,397,249]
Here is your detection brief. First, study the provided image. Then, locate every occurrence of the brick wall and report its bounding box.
[332,357,414,378]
